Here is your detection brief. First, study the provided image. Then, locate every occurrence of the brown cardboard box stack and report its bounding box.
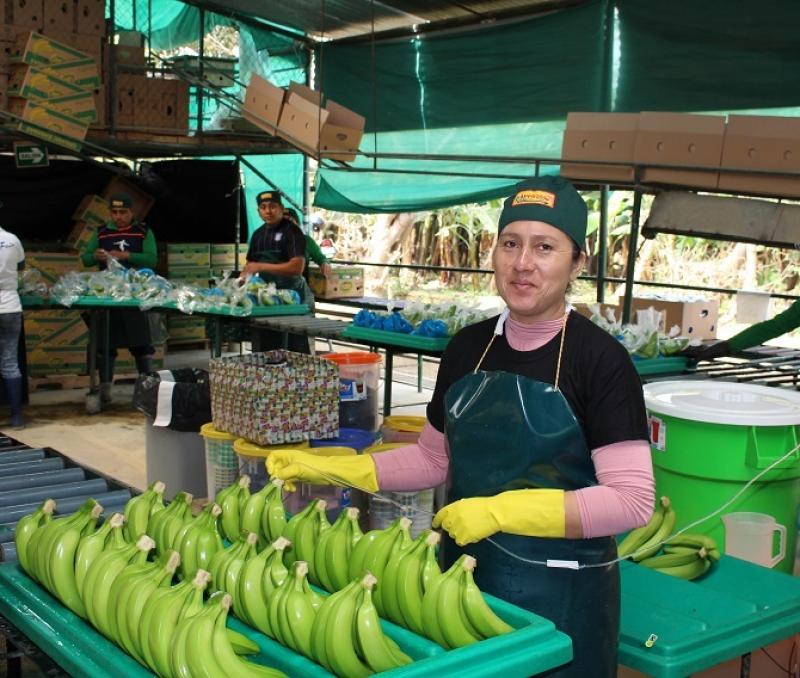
[308,266,364,300]
[1,0,108,143]
[562,112,800,197]
[166,244,212,344]
[242,76,365,162]
[24,252,164,379]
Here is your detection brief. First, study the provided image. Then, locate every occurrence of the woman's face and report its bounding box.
[492,220,585,323]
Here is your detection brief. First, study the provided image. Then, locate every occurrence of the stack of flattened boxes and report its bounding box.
[166,244,211,345]
[210,243,247,278]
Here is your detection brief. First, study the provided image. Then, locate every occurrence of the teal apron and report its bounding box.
[443,310,619,678]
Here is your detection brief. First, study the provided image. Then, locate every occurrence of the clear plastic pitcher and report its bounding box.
[722,511,786,569]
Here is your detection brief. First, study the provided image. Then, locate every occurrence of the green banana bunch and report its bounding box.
[379,529,441,634]
[240,479,287,549]
[637,531,720,580]
[148,491,193,557]
[283,499,331,581]
[314,507,363,593]
[209,594,289,678]
[207,531,259,598]
[262,479,288,543]
[237,536,291,635]
[353,574,413,674]
[422,554,514,649]
[108,550,181,662]
[75,513,127,602]
[26,498,99,589]
[14,498,55,576]
[267,561,318,657]
[629,496,676,562]
[123,480,166,541]
[665,532,720,559]
[174,502,224,579]
[46,502,104,618]
[218,475,252,542]
[618,495,667,558]
[82,534,155,639]
[350,516,412,615]
[140,569,211,677]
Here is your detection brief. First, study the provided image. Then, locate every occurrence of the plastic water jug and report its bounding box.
[722,511,786,569]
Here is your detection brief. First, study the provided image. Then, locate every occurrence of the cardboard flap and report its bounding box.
[324,100,365,130]
[288,81,323,107]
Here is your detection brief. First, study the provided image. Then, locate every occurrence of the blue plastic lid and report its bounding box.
[310,427,377,452]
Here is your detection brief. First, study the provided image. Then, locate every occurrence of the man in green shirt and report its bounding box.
[81,193,162,403]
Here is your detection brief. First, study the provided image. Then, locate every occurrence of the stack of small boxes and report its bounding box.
[165,244,212,345]
[1,0,107,149]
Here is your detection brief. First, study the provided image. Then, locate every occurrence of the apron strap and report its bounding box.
[474,308,571,392]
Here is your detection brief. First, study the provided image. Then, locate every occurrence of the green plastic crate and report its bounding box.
[342,325,450,352]
[632,356,689,377]
[619,556,800,678]
[0,562,572,678]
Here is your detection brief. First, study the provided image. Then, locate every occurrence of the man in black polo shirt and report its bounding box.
[244,190,309,353]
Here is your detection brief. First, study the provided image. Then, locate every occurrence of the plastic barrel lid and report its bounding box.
[308,446,357,457]
[383,415,425,432]
[310,427,376,451]
[321,351,382,365]
[200,423,236,441]
[364,442,408,454]
[643,380,800,426]
[233,438,310,458]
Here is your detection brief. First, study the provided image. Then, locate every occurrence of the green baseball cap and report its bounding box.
[498,176,587,247]
[108,193,133,209]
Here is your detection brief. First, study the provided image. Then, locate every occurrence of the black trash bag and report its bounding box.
[133,368,211,432]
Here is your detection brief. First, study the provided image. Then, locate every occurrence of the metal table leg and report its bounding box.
[85,311,101,414]
[212,317,222,358]
[417,354,423,393]
[383,349,394,416]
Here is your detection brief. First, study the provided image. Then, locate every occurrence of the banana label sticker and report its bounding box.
[648,415,666,451]
[512,189,556,208]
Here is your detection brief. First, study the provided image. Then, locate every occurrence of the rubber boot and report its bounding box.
[4,376,25,430]
[100,382,113,404]
[134,354,153,375]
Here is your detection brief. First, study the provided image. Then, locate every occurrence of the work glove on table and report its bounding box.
[680,340,731,362]
[432,489,565,546]
[267,450,379,493]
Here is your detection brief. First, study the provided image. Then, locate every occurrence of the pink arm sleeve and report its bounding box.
[574,440,655,538]
[372,422,449,491]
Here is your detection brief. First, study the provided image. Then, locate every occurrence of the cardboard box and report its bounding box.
[14,30,88,66]
[8,0,44,30]
[0,73,8,110]
[134,76,180,129]
[105,43,144,67]
[718,115,800,198]
[101,175,154,219]
[43,0,74,33]
[174,79,189,131]
[277,81,330,152]
[241,74,284,135]
[113,73,145,126]
[72,193,109,224]
[8,62,84,99]
[210,243,245,267]
[561,112,638,184]
[38,57,99,89]
[572,302,619,322]
[319,99,365,163]
[624,296,719,340]
[634,112,726,189]
[308,266,364,299]
[42,89,96,121]
[75,0,105,36]
[7,96,88,151]
[166,243,211,269]
[38,28,101,70]
[65,219,96,251]
[89,83,104,127]
[26,251,81,285]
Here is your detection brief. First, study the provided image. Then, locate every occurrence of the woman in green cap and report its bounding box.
[267,176,655,677]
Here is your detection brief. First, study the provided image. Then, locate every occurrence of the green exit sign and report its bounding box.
[14,142,49,168]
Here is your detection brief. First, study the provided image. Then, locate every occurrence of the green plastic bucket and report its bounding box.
[643,380,800,574]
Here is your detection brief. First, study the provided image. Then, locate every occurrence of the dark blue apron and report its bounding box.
[442,310,619,678]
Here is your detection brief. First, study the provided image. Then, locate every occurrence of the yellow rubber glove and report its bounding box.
[432,489,565,546]
[267,450,380,493]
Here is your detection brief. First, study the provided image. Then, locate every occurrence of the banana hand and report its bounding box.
[433,489,566,546]
[267,451,379,493]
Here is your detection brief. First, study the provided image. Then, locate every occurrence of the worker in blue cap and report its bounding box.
[267,176,655,677]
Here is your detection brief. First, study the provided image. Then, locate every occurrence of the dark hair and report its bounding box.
[572,242,583,262]
[284,208,301,225]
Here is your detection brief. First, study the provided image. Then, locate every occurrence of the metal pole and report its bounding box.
[597,186,609,303]
[108,0,117,135]
[621,190,642,324]
[197,8,205,133]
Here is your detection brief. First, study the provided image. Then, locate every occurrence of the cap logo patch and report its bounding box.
[111,200,124,208]
[512,190,556,208]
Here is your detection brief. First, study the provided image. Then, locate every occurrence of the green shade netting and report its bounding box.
[241,154,305,237]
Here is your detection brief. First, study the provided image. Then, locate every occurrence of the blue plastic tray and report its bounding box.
[0,562,571,678]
